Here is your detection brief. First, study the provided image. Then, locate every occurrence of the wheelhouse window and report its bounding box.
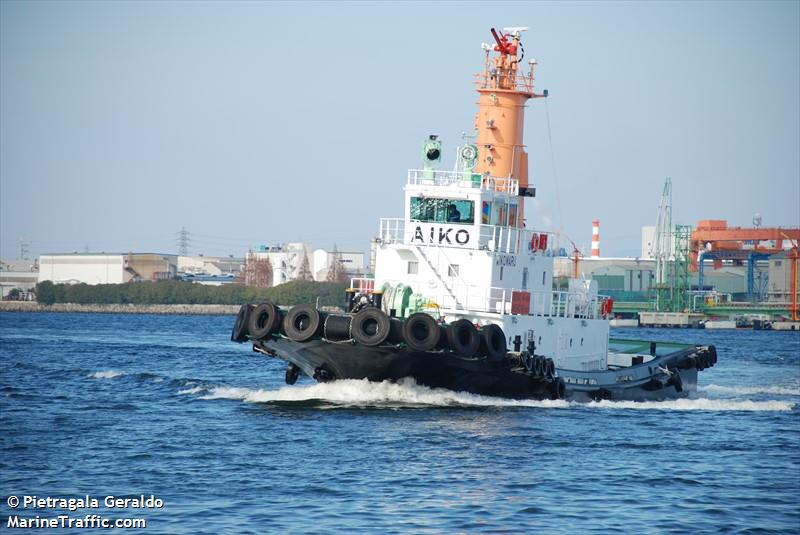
[507,203,518,226]
[410,197,474,224]
[408,261,419,275]
[481,201,492,224]
[484,200,519,227]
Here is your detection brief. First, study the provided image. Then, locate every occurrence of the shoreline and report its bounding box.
[0,301,240,315]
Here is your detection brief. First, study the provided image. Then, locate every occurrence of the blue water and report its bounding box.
[1,312,798,534]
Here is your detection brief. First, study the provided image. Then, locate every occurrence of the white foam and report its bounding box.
[90,370,124,379]
[196,379,795,412]
[177,386,205,395]
[201,379,568,408]
[699,384,800,397]
[586,398,795,412]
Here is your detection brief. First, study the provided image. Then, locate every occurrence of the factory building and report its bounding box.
[312,249,366,281]
[554,256,748,300]
[0,260,39,299]
[248,243,365,287]
[767,251,800,303]
[38,253,177,285]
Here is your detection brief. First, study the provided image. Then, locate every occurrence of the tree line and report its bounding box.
[34,280,348,307]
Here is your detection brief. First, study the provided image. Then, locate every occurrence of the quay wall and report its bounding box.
[0,301,240,315]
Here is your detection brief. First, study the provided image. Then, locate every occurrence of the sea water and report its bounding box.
[1,312,798,533]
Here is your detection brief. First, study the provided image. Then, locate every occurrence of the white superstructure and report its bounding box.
[351,27,616,372]
[367,169,611,372]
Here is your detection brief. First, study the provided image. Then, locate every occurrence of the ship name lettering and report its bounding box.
[496,254,517,267]
[412,226,471,246]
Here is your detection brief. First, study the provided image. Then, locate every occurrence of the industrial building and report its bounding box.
[247,243,366,287]
[554,256,748,299]
[768,251,799,303]
[177,255,243,285]
[38,253,178,285]
[0,259,39,299]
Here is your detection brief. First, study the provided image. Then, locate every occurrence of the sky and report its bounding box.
[1,1,798,260]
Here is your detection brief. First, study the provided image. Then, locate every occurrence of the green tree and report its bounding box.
[35,281,56,305]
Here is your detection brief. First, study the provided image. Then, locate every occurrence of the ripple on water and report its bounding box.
[0,313,797,533]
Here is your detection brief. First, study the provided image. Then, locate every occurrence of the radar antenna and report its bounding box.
[502,26,529,37]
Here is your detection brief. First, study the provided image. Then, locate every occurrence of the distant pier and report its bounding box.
[0,302,240,315]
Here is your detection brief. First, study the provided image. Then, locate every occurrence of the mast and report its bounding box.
[474,27,546,226]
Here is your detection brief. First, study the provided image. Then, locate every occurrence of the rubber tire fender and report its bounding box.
[231,304,252,342]
[550,377,566,400]
[285,363,300,385]
[480,324,507,362]
[545,358,556,380]
[697,351,708,371]
[403,313,441,352]
[522,352,534,373]
[283,304,323,343]
[446,319,480,357]
[669,371,683,393]
[351,308,391,347]
[248,302,282,340]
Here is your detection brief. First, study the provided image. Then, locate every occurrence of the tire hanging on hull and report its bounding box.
[283,304,324,342]
[231,304,252,342]
[403,313,441,352]
[480,324,507,362]
[446,319,480,357]
[248,302,283,340]
[351,308,391,347]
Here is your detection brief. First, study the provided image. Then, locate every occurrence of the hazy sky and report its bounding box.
[2,1,798,260]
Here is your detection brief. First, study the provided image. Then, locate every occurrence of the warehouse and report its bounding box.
[38,253,177,285]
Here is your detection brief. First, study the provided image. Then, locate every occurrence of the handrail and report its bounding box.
[350,276,606,319]
[474,72,535,94]
[407,169,519,195]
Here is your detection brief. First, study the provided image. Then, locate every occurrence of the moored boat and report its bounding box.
[231,27,717,401]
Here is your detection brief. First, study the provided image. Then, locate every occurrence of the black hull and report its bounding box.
[253,337,714,403]
[256,337,557,399]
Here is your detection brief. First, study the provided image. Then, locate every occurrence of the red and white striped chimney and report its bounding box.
[591,219,600,258]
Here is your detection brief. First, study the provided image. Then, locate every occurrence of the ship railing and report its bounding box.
[407,169,519,194]
[379,218,406,244]
[474,72,535,94]
[354,277,604,319]
[349,277,375,293]
[437,286,602,319]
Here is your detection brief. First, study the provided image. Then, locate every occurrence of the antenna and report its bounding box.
[502,27,529,37]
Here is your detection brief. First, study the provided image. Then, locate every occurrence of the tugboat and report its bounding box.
[231,27,717,401]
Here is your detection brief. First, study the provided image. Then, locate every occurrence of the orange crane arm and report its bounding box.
[692,228,800,243]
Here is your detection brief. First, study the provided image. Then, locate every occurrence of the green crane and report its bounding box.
[648,178,691,312]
